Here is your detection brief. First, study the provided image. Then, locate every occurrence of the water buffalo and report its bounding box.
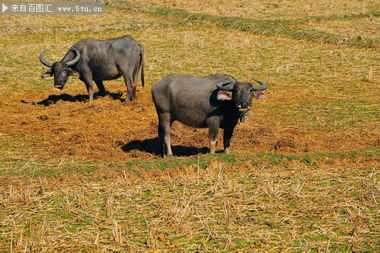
[39,35,144,101]
[151,74,268,157]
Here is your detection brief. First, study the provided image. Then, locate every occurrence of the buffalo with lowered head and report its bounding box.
[151,74,268,157]
[40,35,144,101]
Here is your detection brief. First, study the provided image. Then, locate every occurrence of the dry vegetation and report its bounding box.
[1,157,378,251]
[129,0,379,20]
[0,7,179,35]
[0,1,379,251]
[299,16,380,40]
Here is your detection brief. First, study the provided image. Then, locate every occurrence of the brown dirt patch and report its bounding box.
[0,83,378,162]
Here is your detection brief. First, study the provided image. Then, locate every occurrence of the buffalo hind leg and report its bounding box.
[223,128,235,154]
[95,80,107,96]
[121,72,136,101]
[158,113,173,157]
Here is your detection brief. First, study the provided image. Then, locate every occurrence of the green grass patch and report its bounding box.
[1,146,378,179]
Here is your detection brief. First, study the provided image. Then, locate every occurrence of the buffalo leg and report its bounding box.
[122,72,136,101]
[95,80,107,96]
[208,120,219,154]
[223,128,235,154]
[81,77,94,101]
[158,113,173,157]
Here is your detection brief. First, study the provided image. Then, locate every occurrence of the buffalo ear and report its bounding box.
[217,90,233,101]
[67,68,80,77]
[253,92,268,100]
[41,71,52,78]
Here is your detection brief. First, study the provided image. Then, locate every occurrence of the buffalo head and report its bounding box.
[216,79,267,109]
[40,47,80,90]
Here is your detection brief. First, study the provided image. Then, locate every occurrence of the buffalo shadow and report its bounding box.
[22,92,124,106]
[121,137,209,157]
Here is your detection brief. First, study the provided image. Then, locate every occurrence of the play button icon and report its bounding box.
[2,3,8,13]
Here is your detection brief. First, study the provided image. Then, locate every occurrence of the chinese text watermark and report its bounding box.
[1,2,104,15]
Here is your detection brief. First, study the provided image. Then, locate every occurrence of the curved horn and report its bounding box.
[216,81,235,91]
[251,79,268,91]
[39,50,53,67]
[65,47,80,66]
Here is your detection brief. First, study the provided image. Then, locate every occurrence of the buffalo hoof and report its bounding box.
[98,91,108,97]
[125,95,135,102]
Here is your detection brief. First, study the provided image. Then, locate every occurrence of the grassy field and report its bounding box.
[0,0,379,251]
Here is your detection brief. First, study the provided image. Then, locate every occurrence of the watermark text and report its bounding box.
[1,2,104,15]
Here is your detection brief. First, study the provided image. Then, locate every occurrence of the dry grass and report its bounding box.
[0,0,379,251]
[129,0,379,20]
[0,159,378,251]
[299,16,380,40]
[0,6,181,35]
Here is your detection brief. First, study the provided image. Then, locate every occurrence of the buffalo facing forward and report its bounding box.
[151,74,268,157]
[40,35,144,101]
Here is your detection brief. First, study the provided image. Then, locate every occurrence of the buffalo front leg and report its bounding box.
[158,113,173,157]
[223,128,235,154]
[81,77,94,101]
[208,121,219,154]
[95,80,107,96]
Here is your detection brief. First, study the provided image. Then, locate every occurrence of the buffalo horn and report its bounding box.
[66,47,81,66]
[251,79,268,91]
[216,81,235,91]
[39,50,53,67]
